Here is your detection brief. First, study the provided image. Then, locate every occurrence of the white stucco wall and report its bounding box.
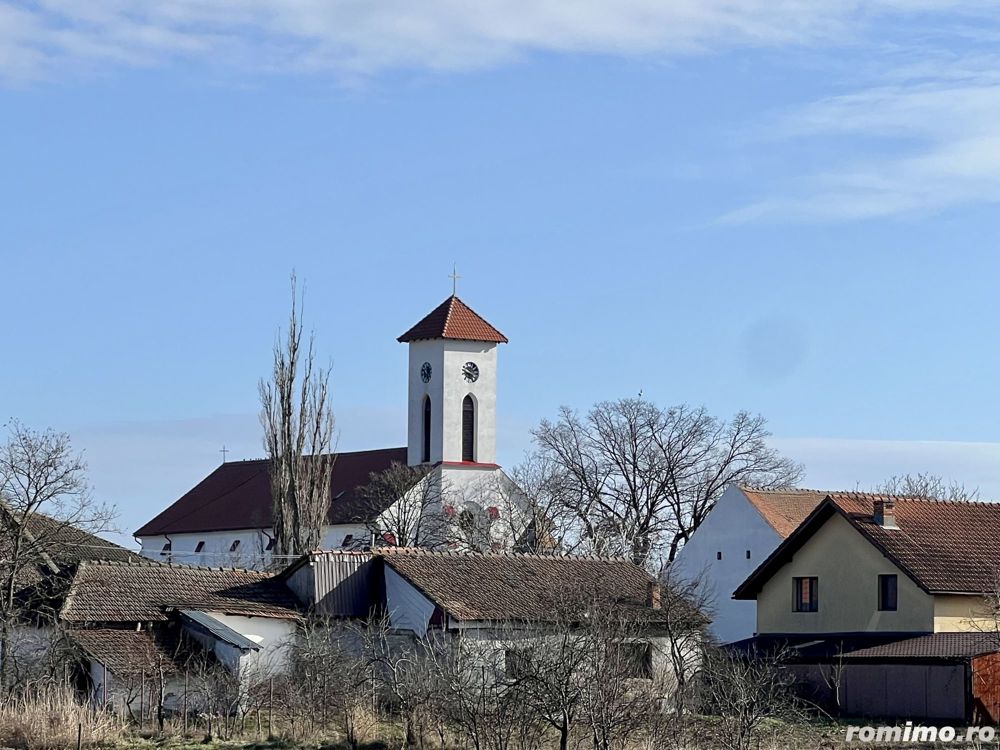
[672,485,784,644]
[200,612,298,677]
[406,338,499,466]
[384,565,436,636]
[139,523,370,568]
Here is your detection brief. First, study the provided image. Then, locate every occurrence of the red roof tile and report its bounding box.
[397,296,507,344]
[741,487,827,538]
[135,447,406,536]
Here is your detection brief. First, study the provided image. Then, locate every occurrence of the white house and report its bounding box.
[672,485,824,644]
[134,294,530,567]
[60,560,302,711]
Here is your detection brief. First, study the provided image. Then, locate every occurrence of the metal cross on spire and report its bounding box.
[220,445,229,463]
[449,263,461,296]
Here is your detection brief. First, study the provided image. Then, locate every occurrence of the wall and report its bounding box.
[934,595,994,632]
[406,339,498,466]
[673,485,783,643]
[201,612,298,677]
[139,523,369,568]
[756,513,934,634]
[384,565,436,636]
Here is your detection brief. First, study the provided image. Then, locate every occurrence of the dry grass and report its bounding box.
[0,685,125,749]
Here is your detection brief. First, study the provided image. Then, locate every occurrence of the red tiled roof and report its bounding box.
[135,447,407,536]
[60,560,302,623]
[735,491,1000,598]
[741,487,827,538]
[380,548,659,622]
[397,296,507,344]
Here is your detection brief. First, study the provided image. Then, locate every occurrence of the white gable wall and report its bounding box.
[672,485,783,644]
[384,565,436,636]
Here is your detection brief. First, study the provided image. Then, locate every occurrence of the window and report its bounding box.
[265,537,276,552]
[878,574,898,611]
[341,534,354,547]
[194,541,205,554]
[716,551,722,561]
[612,642,653,679]
[505,649,531,678]
[793,577,818,612]
[160,542,172,557]
[230,539,241,553]
[422,396,432,463]
[746,550,751,560]
[462,395,475,462]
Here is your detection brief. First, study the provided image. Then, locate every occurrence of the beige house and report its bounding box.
[732,492,1000,722]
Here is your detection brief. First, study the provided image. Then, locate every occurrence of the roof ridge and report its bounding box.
[377,546,633,563]
[830,491,996,506]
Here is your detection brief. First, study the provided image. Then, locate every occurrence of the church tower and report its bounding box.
[398,296,507,467]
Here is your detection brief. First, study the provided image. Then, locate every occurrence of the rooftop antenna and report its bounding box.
[220,445,230,463]
[449,263,461,296]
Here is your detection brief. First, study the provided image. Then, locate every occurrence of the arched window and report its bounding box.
[422,396,432,463]
[462,395,475,462]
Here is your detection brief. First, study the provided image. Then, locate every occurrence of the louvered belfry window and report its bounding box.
[462,395,475,462]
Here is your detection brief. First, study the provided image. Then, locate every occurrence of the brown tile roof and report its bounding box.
[397,296,508,344]
[60,560,302,623]
[69,626,199,676]
[828,492,1000,594]
[0,507,143,594]
[134,447,406,536]
[741,487,827,538]
[379,548,658,622]
[735,491,1000,598]
[730,632,1000,661]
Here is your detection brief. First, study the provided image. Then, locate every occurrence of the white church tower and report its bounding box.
[398,295,508,468]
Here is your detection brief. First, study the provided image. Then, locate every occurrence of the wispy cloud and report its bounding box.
[723,46,1000,222]
[0,1,990,83]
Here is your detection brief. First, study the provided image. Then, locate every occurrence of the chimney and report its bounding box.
[646,581,662,610]
[874,498,898,529]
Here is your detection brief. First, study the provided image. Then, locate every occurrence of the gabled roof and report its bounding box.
[379,548,660,623]
[397,296,508,344]
[135,447,407,536]
[740,487,827,539]
[60,560,302,623]
[734,492,1000,599]
[180,609,260,651]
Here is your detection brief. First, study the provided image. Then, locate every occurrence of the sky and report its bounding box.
[4,1,1000,546]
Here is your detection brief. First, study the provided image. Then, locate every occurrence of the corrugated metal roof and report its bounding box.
[180,610,260,651]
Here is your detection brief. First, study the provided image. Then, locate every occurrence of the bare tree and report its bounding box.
[702,645,801,750]
[528,399,801,567]
[259,274,336,559]
[875,472,978,501]
[657,567,711,716]
[0,421,115,694]
[359,463,447,548]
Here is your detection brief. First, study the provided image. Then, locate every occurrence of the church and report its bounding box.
[134,295,530,567]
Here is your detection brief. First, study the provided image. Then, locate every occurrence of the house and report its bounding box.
[672,485,824,643]
[59,560,302,711]
[0,507,145,682]
[135,294,530,567]
[283,548,704,694]
[730,492,1000,722]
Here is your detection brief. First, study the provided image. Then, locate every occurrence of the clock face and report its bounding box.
[420,362,432,383]
[462,361,480,383]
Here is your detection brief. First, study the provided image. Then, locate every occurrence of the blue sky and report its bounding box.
[4,2,1000,545]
